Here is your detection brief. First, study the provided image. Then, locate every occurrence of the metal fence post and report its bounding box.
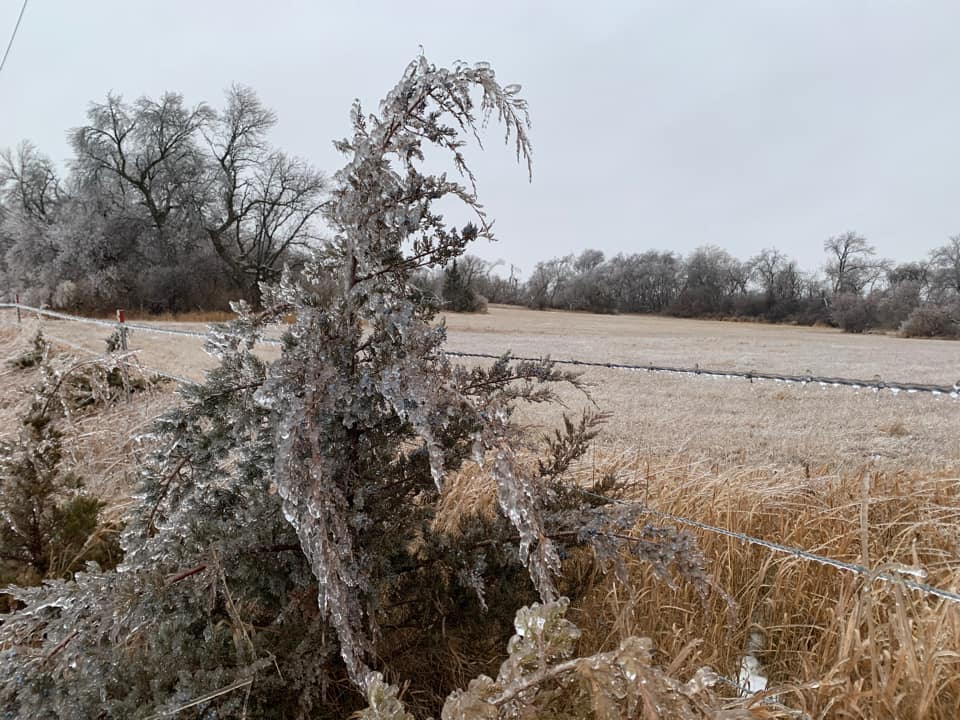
[15,293,21,324]
[116,309,127,351]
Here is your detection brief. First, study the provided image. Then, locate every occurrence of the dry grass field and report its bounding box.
[4,304,958,473]
[2,305,960,717]
[444,306,960,474]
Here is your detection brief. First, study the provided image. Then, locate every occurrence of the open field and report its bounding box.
[445,306,960,474]
[5,304,957,473]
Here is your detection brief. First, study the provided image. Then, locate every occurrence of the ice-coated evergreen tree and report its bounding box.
[0,56,712,719]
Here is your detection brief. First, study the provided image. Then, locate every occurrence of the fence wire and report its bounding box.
[444,350,960,399]
[38,330,199,386]
[3,302,955,399]
[0,303,119,329]
[0,303,283,346]
[579,487,960,606]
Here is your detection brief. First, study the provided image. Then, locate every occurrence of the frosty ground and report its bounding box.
[5,304,958,473]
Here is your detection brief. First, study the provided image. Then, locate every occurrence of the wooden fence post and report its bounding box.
[116,309,127,351]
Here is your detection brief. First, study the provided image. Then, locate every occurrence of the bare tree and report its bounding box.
[477,260,521,304]
[66,93,239,311]
[526,254,573,308]
[748,247,787,303]
[929,235,960,302]
[0,142,66,298]
[70,93,212,243]
[199,85,326,306]
[772,259,804,303]
[675,245,745,315]
[823,231,889,295]
[574,248,604,273]
[457,253,499,287]
[0,141,63,223]
[65,88,322,309]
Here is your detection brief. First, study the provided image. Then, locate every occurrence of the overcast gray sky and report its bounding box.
[1,1,958,276]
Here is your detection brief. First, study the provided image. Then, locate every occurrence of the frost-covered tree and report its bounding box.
[198,85,327,306]
[674,245,747,316]
[253,53,573,684]
[0,56,712,718]
[823,231,890,296]
[929,235,960,303]
[0,141,66,299]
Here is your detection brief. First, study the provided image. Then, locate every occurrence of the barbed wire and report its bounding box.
[0,303,120,329]
[578,486,960,606]
[3,302,959,699]
[444,350,960,399]
[3,303,957,398]
[9,309,957,594]
[0,303,283,346]
[0,311,198,385]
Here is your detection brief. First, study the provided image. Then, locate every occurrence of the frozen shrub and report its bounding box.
[7,327,48,369]
[363,599,762,719]
[442,259,487,312]
[830,291,876,333]
[900,305,958,338]
[51,279,78,309]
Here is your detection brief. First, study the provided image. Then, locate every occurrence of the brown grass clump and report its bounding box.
[564,449,960,719]
[879,420,911,437]
[432,461,498,536]
[0,322,49,439]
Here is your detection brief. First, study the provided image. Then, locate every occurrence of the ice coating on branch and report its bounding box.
[492,450,560,600]
[256,53,543,684]
[358,672,415,720]
[432,599,726,719]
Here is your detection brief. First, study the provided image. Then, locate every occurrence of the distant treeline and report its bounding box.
[414,234,960,337]
[0,87,324,312]
[2,92,958,337]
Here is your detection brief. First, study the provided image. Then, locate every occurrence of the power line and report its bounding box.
[0,0,29,76]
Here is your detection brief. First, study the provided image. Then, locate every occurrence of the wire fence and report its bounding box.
[3,302,957,398]
[0,302,281,344]
[37,330,199,386]
[445,350,960,398]
[4,300,960,612]
[579,487,960,606]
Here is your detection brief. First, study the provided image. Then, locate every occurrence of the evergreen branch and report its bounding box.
[145,456,189,535]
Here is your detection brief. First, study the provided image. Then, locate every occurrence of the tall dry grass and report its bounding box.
[557,449,960,719]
